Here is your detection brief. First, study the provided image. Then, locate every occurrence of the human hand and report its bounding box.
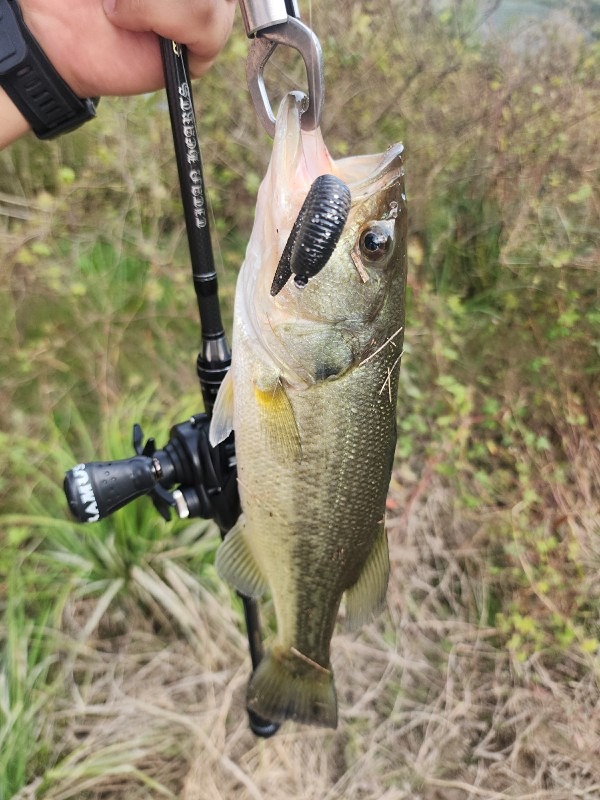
[19,0,237,98]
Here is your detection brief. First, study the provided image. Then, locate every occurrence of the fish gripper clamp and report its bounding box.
[240,0,325,136]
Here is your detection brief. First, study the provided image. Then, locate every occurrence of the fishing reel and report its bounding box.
[64,414,240,532]
[64,411,279,739]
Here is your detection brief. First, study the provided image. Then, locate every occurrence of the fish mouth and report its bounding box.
[254,94,405,310]
[337,143,405,205]
[274,92,337,194]
[273,92,405,202]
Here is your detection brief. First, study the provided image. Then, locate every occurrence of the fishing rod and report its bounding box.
[159,38,230,417]
[161,39,279,737]
[64,36,278,741]
[62,0,345,737]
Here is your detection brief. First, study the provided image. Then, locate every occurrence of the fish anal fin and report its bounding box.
[247,645,337,729]
[254,379,301,460]
[215,517,268,598]
[344,522,390,631]
[209,369,234,447]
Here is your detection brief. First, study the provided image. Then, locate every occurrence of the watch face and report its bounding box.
[0,3,27,75]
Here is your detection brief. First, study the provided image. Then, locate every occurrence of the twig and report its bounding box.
[425,776,600,799]
[360,326,404,366]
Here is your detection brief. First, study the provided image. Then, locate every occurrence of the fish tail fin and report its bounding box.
[247,646,337,729]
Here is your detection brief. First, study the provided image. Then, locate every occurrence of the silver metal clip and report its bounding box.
[239,0,294,36]
[239,1,324,137]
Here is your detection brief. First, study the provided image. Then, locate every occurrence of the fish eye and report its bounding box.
[358,222,394,263]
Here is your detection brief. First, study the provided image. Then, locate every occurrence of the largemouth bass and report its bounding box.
[210,92,407,728]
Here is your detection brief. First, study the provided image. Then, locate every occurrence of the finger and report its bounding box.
[104,0,237,75]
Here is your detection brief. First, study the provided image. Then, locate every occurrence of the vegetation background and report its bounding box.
[1,0,598,797]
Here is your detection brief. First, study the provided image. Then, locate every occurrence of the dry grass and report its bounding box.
[14,471,599,800]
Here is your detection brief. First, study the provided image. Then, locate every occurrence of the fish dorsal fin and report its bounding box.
[254,378,302,461]
[344,521,390,630]
[215,516,268,598]
[209,369,234,447]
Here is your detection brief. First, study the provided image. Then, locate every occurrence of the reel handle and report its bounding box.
[64,455,172,523]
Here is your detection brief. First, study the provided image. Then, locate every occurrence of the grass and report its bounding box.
[1,1,599,797]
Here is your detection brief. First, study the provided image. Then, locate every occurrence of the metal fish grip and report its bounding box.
[240,0,325,136]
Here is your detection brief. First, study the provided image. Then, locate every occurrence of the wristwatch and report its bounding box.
[0,0,98,139]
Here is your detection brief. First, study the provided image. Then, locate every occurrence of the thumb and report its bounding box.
[103,0,236,71]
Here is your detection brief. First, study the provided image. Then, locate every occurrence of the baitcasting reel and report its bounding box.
[64,415,239,532]
[64,412,278,739]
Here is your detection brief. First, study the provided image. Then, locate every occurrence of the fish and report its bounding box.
[209,92,407,729]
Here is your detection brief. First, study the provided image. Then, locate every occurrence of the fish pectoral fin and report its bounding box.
[215,517,268,598]
[247,645,337,729]
[343,521,390,631]
[209,369,234,447]
[254,379,302,460]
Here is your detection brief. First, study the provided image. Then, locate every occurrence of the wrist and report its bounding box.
[0,0,98,141]
[17,5,91,98]
[0,85,30,148]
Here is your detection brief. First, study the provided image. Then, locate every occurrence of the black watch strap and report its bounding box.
[0,0,98,140]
